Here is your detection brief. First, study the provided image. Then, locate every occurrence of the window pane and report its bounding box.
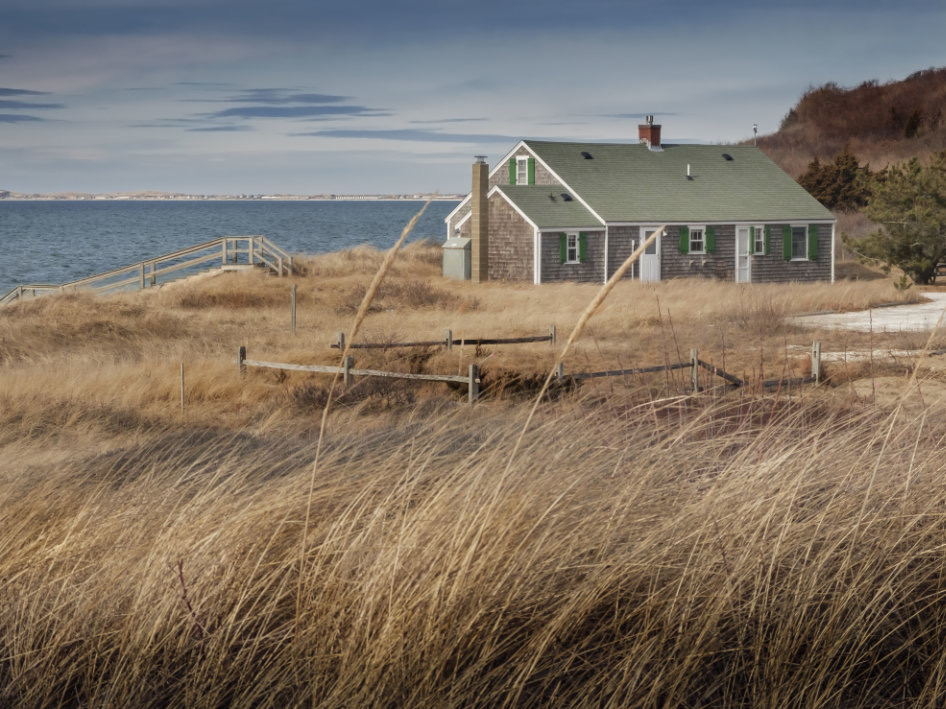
[791,226,807,259]
[689,228,704,253]
[517,158,528,185]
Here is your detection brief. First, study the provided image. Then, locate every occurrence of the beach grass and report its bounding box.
[4,241,946,705]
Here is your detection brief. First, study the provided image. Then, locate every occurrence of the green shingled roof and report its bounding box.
[521,141,834,223]
[497,185,600,229]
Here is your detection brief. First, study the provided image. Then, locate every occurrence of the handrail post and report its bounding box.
[249,237,255,266]
[222,239,227,266]
[140,263,146,289]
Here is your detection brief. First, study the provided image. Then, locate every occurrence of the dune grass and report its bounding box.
[4,241,946,705]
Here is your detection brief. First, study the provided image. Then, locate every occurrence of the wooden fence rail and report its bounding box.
[332,326,556,351]
[239,347,481,403]
[240,341,823,405]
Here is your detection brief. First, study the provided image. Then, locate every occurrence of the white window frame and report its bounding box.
[791,224,808,261]
[688,225,705,254]
[565,232,580,264]
[516,156,530,186]
[753,225,765,255]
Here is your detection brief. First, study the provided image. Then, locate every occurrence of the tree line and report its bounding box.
[798,149,946,285]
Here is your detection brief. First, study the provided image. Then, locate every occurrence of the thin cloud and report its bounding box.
[0,114,43,123]
[0,88,49,97]
[410,117,488,124]
[297,128,520,143]
[188,125,252,132]
[228,89,349,104]
[209,105,386,119]
[0,99,64,110]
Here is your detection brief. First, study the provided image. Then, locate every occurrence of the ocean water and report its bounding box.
[0,200,458,297]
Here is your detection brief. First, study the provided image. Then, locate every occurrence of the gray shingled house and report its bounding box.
[444,121,836,284]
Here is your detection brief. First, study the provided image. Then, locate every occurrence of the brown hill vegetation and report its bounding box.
[758,67,946,176]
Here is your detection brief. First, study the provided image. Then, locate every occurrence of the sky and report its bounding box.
[1,0,944,195]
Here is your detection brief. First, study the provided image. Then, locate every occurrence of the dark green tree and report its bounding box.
[851,152,946,284]
[798,147,872,210]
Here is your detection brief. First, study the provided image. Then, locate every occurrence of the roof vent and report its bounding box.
[561,193,573,201]
[722,153,734,161]
[581,151,593,159]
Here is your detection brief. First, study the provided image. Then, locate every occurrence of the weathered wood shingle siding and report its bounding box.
[540,230,605,283]
[661,225,736,281]
[487,195,533,281]
[605,226,638,280]
[751,223,833,283]
[446,149,558,237]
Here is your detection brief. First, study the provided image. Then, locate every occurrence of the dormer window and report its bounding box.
[509,155,535,185]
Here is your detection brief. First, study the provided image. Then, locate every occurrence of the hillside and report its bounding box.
[758,67,946,176]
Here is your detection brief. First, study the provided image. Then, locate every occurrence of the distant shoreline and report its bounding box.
[0,192,463,202]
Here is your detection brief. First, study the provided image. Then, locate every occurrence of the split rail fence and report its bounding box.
[239,346,481,403]
[238,340,823,404]
[330,326,557,351]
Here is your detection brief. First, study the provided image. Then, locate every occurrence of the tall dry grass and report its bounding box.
[5,392,946,705]
[4,241,946,704]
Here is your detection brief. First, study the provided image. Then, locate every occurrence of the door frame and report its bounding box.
[735,225,752,283]
[639,226,661,282]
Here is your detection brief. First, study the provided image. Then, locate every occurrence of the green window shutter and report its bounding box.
[706,226,716,254]
[749,226,756,254]
[579,232,587,263]
[509,157,517,185]
[808,224,819,260]
[527,158,536,185]
[559,233,567,263]
[679,226,689,254]
[782,225,792,261]
[764,225,771,255]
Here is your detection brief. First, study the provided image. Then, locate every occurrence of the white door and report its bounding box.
[735,226,751,283]
[640,228,660,282]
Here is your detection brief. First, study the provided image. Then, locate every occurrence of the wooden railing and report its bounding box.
[0,235,293,306]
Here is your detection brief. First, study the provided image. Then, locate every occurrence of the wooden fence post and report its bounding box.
[690,348,699,392]
[239,346,246,377]
[343,355,354,388]
[140,263,146,289]
[811,341,822,384]
[549,324,557,345]
[555,362,564,380]
[336,332,345,352]
[221,239,227,266]
[290,284,297,336]
[445,329,453,350]
[469,364,480,404]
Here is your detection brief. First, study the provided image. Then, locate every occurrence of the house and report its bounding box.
[444,121,836,284]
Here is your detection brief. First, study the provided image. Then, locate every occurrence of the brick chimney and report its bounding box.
[638,115,661,148]
[471,156,489,283]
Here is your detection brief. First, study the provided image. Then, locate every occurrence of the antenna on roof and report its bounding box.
[752,123,758,146]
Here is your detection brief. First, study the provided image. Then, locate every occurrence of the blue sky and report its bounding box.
[1,0,943,194]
